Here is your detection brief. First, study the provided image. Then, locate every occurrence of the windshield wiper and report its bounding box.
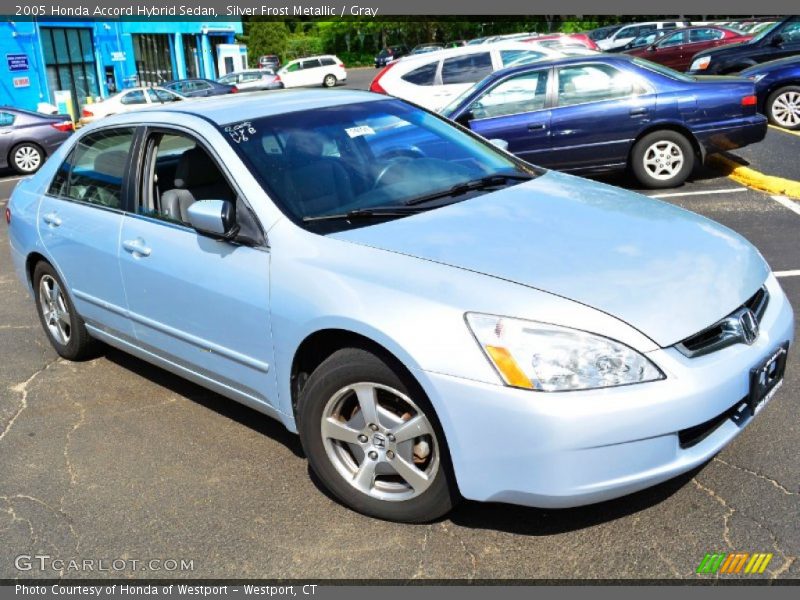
[302,206,426,223]
[403,173,533,207]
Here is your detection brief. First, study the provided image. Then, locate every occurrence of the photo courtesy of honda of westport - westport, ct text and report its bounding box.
[0,0,799,599]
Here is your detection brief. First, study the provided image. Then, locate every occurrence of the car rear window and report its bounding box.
[401,62,438,86]
[441,52,493,85]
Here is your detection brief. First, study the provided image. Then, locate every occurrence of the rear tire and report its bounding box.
[10,142,45,174]
[323,74,337,88]
[766,85,800,130]
[630,130,694,189]
[32,262,95,361]
[297,347,457,522]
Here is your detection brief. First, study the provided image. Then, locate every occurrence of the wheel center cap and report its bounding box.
[372,432,386,448]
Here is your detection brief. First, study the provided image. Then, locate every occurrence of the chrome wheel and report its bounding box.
[321,382,439,502]
[642,140,684,181]
[39,275,71,345]
[771,90,800,128]
[323,75,336,88]
[13,145,42,173]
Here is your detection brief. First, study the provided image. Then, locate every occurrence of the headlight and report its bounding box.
[690,56,711,71]
[466,313,664,392]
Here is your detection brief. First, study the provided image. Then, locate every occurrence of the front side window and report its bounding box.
[286,62,301,72]
[221,99,539,233]
[48,128,135,209]
[121,90,146,105]
[401,62,438,86]
[779,20,800,43]
[441,53,493,85]
[659,31,686,47]
[470,70,549,119]
[0,112,15,126]
[557,64,638,107]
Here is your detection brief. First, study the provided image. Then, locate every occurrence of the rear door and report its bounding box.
[38,127,137,340]
[300,59,323,86]
[548,62,655,170]
[464,68,553,165]
[651,30,687,69]
[0,111,16,163]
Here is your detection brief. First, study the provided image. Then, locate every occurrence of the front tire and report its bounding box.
[33,262,95,360]
[10,142,45,174]
[766,86,800,130]
[323,74,337,88]
[298,347,456,522]
[630,130,694,189]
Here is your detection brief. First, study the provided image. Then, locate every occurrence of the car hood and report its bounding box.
[742,55,800,75]
[692,39,755,60]
[331,171,769,347]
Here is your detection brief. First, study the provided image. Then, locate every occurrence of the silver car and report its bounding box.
[217,69,283,92]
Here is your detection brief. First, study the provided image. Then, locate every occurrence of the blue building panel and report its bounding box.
[0,19,243,113]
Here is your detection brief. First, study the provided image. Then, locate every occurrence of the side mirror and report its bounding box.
[489,138,509,151]
[186,200,238,240]
[771,34,784,46]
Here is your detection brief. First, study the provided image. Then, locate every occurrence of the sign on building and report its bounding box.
[7,53,29,72]
[12,76,30,88]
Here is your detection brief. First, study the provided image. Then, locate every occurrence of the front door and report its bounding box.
[464,68,553,166]
[38,126,137,340]
[118,128,276,408]
[548,63,655,171]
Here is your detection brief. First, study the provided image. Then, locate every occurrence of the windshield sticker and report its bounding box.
[225,122,256,144]
[345,125,375,139]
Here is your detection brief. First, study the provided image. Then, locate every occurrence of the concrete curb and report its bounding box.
[708,154,800,200]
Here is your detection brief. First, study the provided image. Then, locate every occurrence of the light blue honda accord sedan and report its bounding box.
[7,89,794,522]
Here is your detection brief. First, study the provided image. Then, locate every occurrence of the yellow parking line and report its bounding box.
[708,155,800,200]
[768,124,800,138]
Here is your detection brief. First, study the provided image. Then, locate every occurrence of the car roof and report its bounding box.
[393,40,560,66]
[488,54,636,77]
[105,89,385,126]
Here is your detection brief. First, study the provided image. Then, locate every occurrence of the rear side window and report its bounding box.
[0,112,15,126]
[500,49,545,66]
[557,64,638,107]
[48,128,135,209]
[120,90,146,105]
[441,52,493,85]
[401,62,438,86]
[689,28,724,42]
[320,57,336,66]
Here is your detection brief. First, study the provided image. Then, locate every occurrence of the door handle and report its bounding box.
[0,130,12,135]
[122,238,152,257]
[527,123,547,131]
[42,212,62,227]
[629,107,649,117]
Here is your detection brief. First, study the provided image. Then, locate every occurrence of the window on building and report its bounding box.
[133,34,174,87]
[48,128,135,209]
[41,27,100,109]
[182,35,201,79]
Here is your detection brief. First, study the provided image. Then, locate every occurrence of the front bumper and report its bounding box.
[694,115,768,156]
[414,274,794,508]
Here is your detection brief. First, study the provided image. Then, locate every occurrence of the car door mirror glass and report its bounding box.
[186,200,238,239]
[489,138,509,151]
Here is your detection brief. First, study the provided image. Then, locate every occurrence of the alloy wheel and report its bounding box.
[13,145,42,173]
[321,382,440,502]
[39,275,71,345]
[772,91,800,128]
[642,140,684,181]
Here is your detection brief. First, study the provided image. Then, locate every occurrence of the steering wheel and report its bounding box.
[374,156,417,188]
[377,147,425,161]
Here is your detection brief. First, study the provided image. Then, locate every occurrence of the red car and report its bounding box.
[523,33,600,51]
[625,26,751,71]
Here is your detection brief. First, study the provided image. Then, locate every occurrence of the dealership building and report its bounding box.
[0,19,245,116]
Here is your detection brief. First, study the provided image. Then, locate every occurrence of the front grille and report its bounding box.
[678,397,750,449]
[675,286,769,358]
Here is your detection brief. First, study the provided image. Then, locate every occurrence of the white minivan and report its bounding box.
[369,42,564,111]
[277,55,347,88]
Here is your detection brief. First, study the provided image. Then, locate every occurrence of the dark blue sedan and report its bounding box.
[163,78,236,97]
[742,57,800,130]
[442,55,767,188]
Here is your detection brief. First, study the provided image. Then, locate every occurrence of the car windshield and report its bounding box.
[631,57,696,82]
[750,20,782,43]
[222,99,540,233]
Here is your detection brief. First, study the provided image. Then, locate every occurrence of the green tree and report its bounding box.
[246,21,290,66]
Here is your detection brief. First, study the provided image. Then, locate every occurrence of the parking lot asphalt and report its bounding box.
[1,73,799,580]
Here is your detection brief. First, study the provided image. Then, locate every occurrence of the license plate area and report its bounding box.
[747,343,788,417]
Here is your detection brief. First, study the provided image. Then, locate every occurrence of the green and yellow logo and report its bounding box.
[697,552,773,574]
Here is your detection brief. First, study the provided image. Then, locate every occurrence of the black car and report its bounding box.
[163,78,236,97]
[375,45,409,68]
[687,16,800,74]
[0,107,74,174]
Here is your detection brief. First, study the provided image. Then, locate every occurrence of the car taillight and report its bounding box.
[81,108,93,117]
[5,207,10,225]
[339,62,345,69]
[230,86,239,93]
[274,75,281,82]
[741,95,757,107]
[370,64,394,94]
[50,121,74,132]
